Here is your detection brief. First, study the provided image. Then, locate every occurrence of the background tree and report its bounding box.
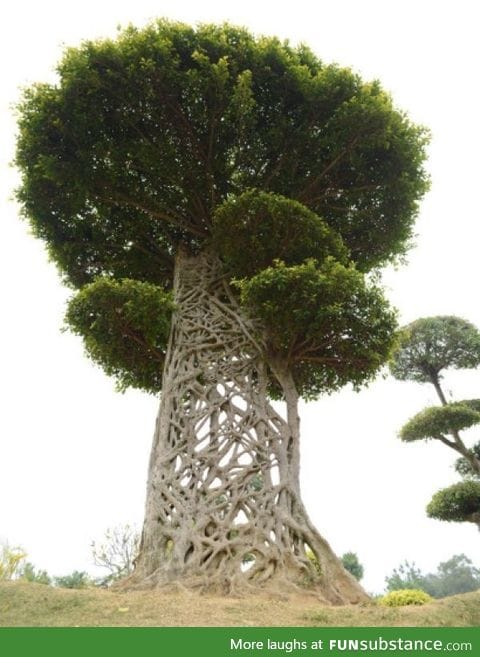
[385,560,425,593]
[91,524,140,586]
[20,562,52,585]
[341,552,364,581]
[16,20,428,601]
[385,554,480,598]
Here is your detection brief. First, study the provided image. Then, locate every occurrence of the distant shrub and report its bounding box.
[54,571,92,589]
[20,562,51,585]
[380,589,433,607]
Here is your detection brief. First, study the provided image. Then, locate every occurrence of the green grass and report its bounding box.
[1,581,479,627]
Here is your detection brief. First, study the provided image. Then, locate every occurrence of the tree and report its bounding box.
[91,524,140,586]
[15,20,428,601]
[390,316,480,402]
[341,552,364,581]
[390,316,480,529]
[385,560,425,593]
[385,554,480,598]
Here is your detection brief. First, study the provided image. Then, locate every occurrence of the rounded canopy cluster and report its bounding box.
[15,20,430,397]
[400,401,480,443]
[390,316,480,384]
[427,481,480,526]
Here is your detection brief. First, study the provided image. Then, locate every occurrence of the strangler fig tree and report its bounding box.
[16,20,429,602]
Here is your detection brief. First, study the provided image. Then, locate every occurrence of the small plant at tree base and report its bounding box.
[380,589,433,607]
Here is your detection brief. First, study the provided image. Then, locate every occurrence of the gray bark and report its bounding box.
[127,249,367,603]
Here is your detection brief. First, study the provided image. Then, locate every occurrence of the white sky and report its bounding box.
[1,0,479,595]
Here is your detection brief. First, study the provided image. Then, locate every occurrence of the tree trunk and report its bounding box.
[127,249,367,603]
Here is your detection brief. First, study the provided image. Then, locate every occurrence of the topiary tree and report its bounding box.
[391,317,480,527]
[391,317,480,477]
[15,20,429,601]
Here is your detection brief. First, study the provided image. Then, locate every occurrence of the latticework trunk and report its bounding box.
[128,249,367,603]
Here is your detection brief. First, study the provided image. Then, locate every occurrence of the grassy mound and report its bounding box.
[1,581,479,627]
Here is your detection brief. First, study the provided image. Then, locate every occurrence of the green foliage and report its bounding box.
[390,316,480,384]
[426,555,480,598]
[20,562,51,585]
[0,544,27,581]
[15,20,429,397]
[91,524,140,586]
[385,555,480,598]
[385,560,425,592]
[65,278,174,393]
[16,20,428,288]
[212,190,348,279]
[400,403,480,442]
[235,258,397,398]
[54,571,92,589]
[427,480,480,525]
[306,549,322,575]
[380,589,433,607]
[456,441,480,478]
[341,552,364,581]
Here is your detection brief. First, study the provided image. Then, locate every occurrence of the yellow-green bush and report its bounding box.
[380,589,433,607]
[0,544,27,580]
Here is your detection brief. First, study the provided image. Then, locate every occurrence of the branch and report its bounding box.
[97,193,207,238]
[298,137,359,202]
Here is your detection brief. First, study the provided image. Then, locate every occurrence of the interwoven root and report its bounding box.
[128,250,367,604]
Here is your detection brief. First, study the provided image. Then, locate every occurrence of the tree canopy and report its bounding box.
[16,20,429,399]
[390,316,480,387]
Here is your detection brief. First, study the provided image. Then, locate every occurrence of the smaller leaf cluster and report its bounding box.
[236,259,396,398]
[65,278,174,393]
[427,481,480,526]
[214,190,397,399]
[400,402,480,442]
[212,190,348,279]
